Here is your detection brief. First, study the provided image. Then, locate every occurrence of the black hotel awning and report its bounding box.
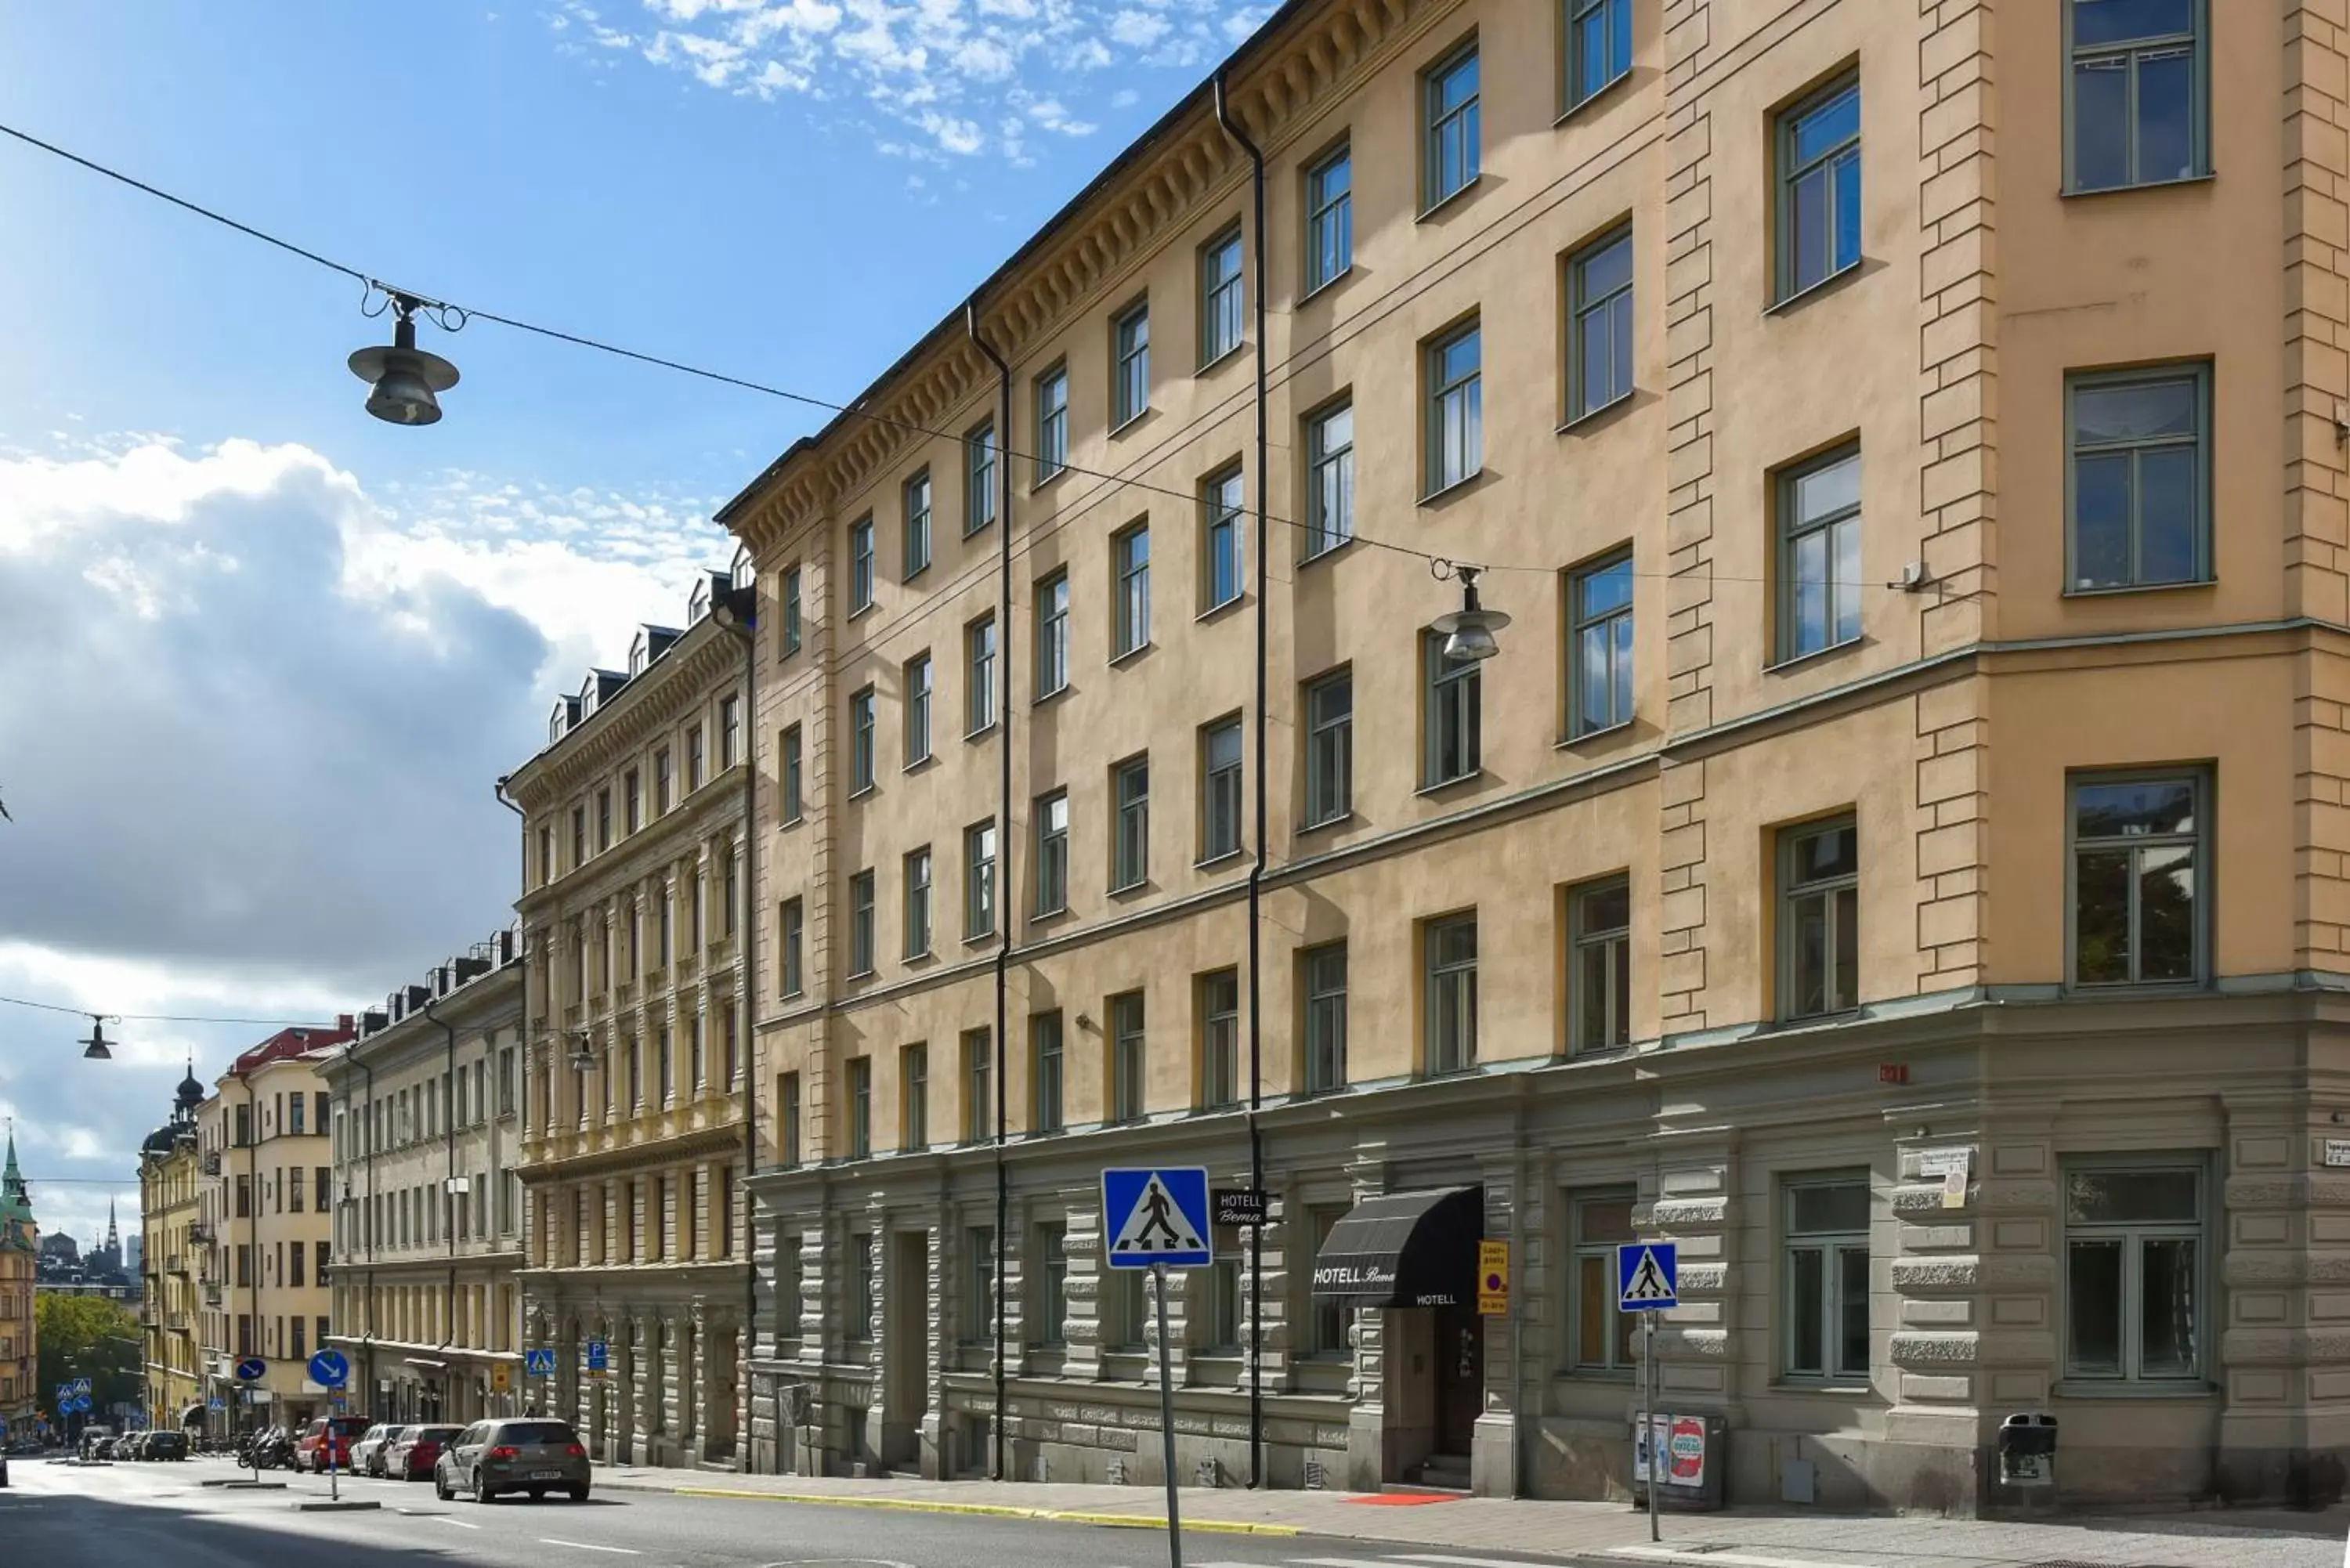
[1309,1185,1482,1310]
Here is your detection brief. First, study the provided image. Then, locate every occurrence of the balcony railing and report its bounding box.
[201,1151,222,1175]
[168,1254,188,1275]
[187,1223,214,1245]
[201,1283,223,1307]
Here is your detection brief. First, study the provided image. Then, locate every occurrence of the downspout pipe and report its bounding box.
[711,583,760,1474]
[496,776,528,1421]
[425,995,459,1417]
[344,1044,378,1410]
[966,298,1014,1487]
[1212,66,1269,1494]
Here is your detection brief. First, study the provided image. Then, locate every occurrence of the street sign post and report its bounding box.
[586,1339,609,1375]
[1618,1242,1680,1544]
[1102,1167,1213,1568]
[308,1349,351,1499]
[524,1347,558,1379]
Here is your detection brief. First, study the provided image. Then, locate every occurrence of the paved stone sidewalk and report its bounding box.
[588,1463,2348,1566]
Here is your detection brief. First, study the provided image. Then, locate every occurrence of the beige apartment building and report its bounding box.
[718,0,2350,1515]
[507,569,754,1469]
[321,929,528,1425]
[137,1068,208,1430]
[196,1024,351,1430]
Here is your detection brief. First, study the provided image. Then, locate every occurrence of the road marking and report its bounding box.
[1398,1558,1560,1568]
[1611,1549,1872,1568]
[428,1516,482,1528]
[540,1539,643,1555]
[1290,1559,1421,1568]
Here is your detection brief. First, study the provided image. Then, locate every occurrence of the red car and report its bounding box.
[385,1424,463,1481]
[295,1415,372,1473]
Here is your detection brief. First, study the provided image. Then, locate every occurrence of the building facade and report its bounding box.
[0,1134,36,1437]
[138,1069,208,1430]
[718,0,2350,1514]
[196,1024,352,1431]
[507,571,754,1469]
[322,930,529,1425]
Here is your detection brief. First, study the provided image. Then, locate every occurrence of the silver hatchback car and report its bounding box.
[434,1418,590,1504]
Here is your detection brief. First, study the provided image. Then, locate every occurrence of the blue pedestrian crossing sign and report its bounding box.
[307,1349,349,1389]
[70,1378,91,1398]
[524,1347,559,1378]
[1617,1241,1679,1310]
[1101,1166,1213,1270]
[586,1339,609,1373]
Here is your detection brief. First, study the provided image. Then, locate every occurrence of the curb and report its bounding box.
[669,1486,1301,1537]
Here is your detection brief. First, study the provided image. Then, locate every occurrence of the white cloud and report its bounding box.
[1109,9,1170,48]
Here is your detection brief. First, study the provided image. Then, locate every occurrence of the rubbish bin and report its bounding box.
[1633,1411,1727,1511]
[1997,1411,2057,1490]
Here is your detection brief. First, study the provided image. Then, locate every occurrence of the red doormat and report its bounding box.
[1347,1493,1461,1506]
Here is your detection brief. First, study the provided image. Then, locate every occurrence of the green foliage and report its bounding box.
[35,1294,143,1416]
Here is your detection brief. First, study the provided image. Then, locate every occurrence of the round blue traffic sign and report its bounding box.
[307,1349,349,1389]
[234,1357,267,1382]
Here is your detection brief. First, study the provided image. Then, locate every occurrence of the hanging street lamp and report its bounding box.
[348,293,460,427]
[78,1015,114,1060]
[1432,562,1511,662]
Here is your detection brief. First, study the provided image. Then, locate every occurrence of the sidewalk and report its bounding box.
[588,1463,2350,1567]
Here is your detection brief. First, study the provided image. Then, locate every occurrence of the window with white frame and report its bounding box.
[1566,0,1632,110]
[961,1027,992,1143]
[1782,1174,1871,1383]
[1304,398,1354,557]
[1569,1191,1637,1373]
[965,419,997,536]
[779,722,804,818]
[779,898,804,999]
[848,1231,874,1339]
[1777,72,1861,301]
[964,818,997,940]
[1112,754,1149,891]
[1199,968,1240,1110]
[1303,942,1347,1093]
[905,652,934,765]
[1426,320,1483,493]
[903,846,932,959]
[1036,569,1070,698]
[1426,913,1478,1074]
[1305,143,1352,294]
[1779,817,1858,1020]
[967,614,997,733]
[1033,1222,1069,1346]
[1200,226,1245,364]
[848,869,877,977]
[1201,717,1242,861]
[1570,875,1632,1053]
[2064,1158,2205,1385]
[849,686,877,793]
[2066,0,2204,193]
[1203,464,1245,612]
[903,468,932,579]
[1777,445,1861,662]
[1030,1010,1065,1134]
[849,517,876,614]
[1423,42,1480,208]
[847,1056,872,1158]
[1035,365,1069,484]
[1423,631,1481,786]
[1113,523,1151,656]
[1303,668,1352,826]
[2067,364,2207,591]
[1109,990,1146,1124]
[2071,771,2204,988]
[780,565,802,656]
[903,1042,928,1150]
[1035,789,1069,915]
[1570,551,1635,733]
[1568,225,1634,420]
[1113,300,1150,428]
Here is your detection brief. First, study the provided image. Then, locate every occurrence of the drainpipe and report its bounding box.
[966,298,1014,1485]
[712,578,761,1473]
[1213,66,1269,1494]
[425,994,458,1418]
[495,778,529,1423]
[344,1045,379,1414]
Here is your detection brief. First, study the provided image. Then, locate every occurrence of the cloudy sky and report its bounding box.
[0,0,1269,1248]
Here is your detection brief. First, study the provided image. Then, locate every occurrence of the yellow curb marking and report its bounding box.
[672,1487,1300,1537]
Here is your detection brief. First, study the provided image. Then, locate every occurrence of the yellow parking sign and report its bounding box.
[1477,1239,1509,1315]
[490,1364,512,1394]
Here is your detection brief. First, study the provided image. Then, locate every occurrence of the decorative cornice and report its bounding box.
[506,620,742,808]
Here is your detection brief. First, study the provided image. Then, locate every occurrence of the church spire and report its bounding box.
[105,1194,119,1252]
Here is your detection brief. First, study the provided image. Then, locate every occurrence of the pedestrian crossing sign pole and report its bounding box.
[1101,1166,1212,1568]
[1618,1241,1679,1544]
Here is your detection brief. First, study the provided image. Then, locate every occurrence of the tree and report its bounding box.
[36,1295,142,1421]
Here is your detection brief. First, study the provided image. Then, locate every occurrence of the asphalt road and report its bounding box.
[0,1455,1579,1568]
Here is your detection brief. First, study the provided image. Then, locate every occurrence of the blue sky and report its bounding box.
[0,0,1267,1245]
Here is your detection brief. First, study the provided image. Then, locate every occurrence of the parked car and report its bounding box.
[125,1432,157,1459]
[434,1418,589,1503]
[78,1428,115,1460]
[385,1423,462,1481]
[352,1424,407,1478]
[295,1414,372,1473]
[144,1429,188,1461]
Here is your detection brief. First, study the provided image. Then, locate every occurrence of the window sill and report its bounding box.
[2060,576,2214,599]
[1108,878,1153,901]
[1032,468,1069,495]
[1195,848,1248,871]
[780,643,802,662]
[1553,1367,1637,1384]
[1109,641,1155,669]
[2061,170,2214,200]
[1198,343,1250,376]
[1034,681,1072,709]
[1555,70,1633,128]
[2051,1380,2218,1400]
[846,966,877,982]
[1770,1382,1875,1397]
[963,929,996,948]
[902,753,935,775]
[848,602,876,621]
[1029,905,1072,928]
[1196,593,1246,626]
[902,949,935,968]
[1559,717,1635,749]
[1297,810,1355,837]
[1764,634,1864,677]
[848,783,877,801]
[2063,979,2212,1001]
[1298,534,1359,569]
[1567,1041,1632,1061]
[903,563,931,585]
[1109,408,1155,439]
[964,518,996,540]
[1416,769,1487,800]
[1773,1006,1863,1031]
[1417,175,1483,223]
[1559,388,1636,435]
[1766,259,1865,316]
[1296,267,1354,309]
[965,720,1000,743]
[1419,469,1486,508]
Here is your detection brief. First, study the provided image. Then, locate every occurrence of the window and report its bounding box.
[965,421,997,535]
[1035,364,1069,483]
[652,747,672,817]
[1303,942,1348,1093]
[849,687,877,793]
[1109,991,1146,1124]
[780,565,802,657]
[2067,0,2202,191]
[1426,914,1479,1073]
[847,1057,872,1157]
[1204,1258,1243,1352]
[289,1093,306,1136]
[1035,790,1069,914]
[1106,1269,1148,1352]
[1200,969,1240,1109]
[780,898,804,999]
[1304,399,1354,558]
[1113,300,1151,427]
[1566,0,1633,107]
[1035,571,1070,698]
[781,725,804,822]
[1780,817,1859,1020]
[964,1226,996,1342]
[1424,632,1482,786]
[1777,445,1862,661]
[1424,43,1480,208]
[964,819,997,939]
[1304,143,1352,293]
[1113,523,1151,656]
[903,847,933,959]
[538,823,554,886]
[2067,366,2207,591]
[624,768,642,834]
[1783,1176,1871,1383]
[1777,73,1861,300]
[1426,321,1482,493]
[848,1232,874,1340]
[1202,717,1243,861]
[966,615,997,733]
[1202,465,1245,611]
[1307,1207,1350,1356]
[2071,772,2204,988]
[1569,226,1634,419]
[849,517,876,614]
[1112,755,1150,891]
[903,1043,928,1151]
[903,468,932,580]
[1030,1011,1065,1134]
[1570,876,1632,1053]
[1570,1193,1639,1373]
[1303,669,1352,826]
[659,1023,674,1104]
[780,1071,802,1165]
[571,805,586,869]
[1570,552,1636,735]
[1201,226,1245,364]
[596,789,612,852]
[849,869,877,977]
[962,1028,992,1143]
[1034,1223,1069,1346]
[2065,1159,2205,1383]
[905,652,934,764]
[686,725,704,792]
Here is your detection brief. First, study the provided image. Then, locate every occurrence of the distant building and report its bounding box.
[1,1133,37,1436]
[139,1063,208,1430]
